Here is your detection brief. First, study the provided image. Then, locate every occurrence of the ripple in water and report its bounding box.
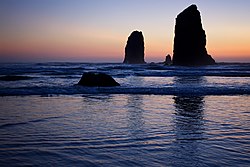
[0,95,249,166]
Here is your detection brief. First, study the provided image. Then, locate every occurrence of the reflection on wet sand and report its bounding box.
[125,94,145,138]
[172,76,206,165]
[174,96,204,118]
[173,76,205,138]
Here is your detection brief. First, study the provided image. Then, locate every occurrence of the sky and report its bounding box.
[0,0,250,63]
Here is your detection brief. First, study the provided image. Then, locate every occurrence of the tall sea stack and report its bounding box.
[173,4,215,66]
[123,31,145,64]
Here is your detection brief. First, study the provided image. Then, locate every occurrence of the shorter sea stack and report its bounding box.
[78,72,120,87]
[173,4,215,66]
[123,31,145,64]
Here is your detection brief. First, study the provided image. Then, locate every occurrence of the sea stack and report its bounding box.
[123,31,145,64]
[173,4,215,66]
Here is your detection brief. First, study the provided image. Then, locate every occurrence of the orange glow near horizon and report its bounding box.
[1,37,250,62]
[1,23,249,62]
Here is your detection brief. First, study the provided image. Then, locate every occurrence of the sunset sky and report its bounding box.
[0,0,250,62]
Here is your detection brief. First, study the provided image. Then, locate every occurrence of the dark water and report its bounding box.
[0,63,250,166]
[0,62,249,96]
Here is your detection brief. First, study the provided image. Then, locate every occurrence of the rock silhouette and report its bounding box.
[173,4,215,66]
[123,31,145,64]
[164,54,172,65]
[78,72,120,87]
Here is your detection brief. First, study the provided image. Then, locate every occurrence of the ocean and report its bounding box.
[0,62,250,166]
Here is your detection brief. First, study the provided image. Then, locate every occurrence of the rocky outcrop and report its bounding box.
[78,72,120,87]
[173,4,215,66]
[164,54,172,65]
[123,31,145,64]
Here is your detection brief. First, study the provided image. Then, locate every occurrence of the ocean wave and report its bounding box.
[0,85,249,96]
[0,63,250,96]
[0,116,62,129]
[135,72,250,77]
[0,75,34,81]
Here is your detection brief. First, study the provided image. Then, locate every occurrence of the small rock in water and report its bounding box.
[78,72,120,87]
[164,54,172,65]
